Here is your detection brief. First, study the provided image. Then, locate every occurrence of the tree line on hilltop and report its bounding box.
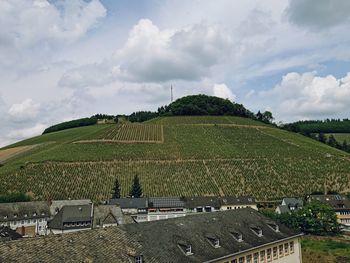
[129,94,274,124]
[283,119,350,154]
[43,95,276,134]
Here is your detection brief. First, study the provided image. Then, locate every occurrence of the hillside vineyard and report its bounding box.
[0,116,349,201]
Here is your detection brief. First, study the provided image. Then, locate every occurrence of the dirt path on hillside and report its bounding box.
[0,145,37,163]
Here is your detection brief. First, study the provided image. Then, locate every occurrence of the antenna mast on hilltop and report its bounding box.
[170,85,174,103]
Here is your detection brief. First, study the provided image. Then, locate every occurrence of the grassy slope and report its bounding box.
[0,116,349,201]
[302,236,350,263]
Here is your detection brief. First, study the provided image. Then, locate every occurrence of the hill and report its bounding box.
[283,119,350,134]
[0,115,349,202]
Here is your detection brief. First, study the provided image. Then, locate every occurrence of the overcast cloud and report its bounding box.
[1,0,350,147]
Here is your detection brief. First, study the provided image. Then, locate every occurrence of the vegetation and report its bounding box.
[0,192,31,203]
[129,174,142,198]
[302,236,350,263]
[263,201,341,236]
[43,117,98,134]
[0,116,349,201]
[283,119,350,134]
[112,178,121,199]
[129,111,159,123]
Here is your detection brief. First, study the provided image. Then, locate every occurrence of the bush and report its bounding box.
[0,193,31,203]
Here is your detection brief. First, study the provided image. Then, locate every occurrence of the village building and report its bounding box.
[92,204,123,228]
[108,198,148,222]
[219,196,258,211]
[147,197,186,221]
[0,208,303,263]
[308,194,350,226]
[275,198,304,214]
[48,202,93,234]
[184,196,221,213]
[0,201,50,237]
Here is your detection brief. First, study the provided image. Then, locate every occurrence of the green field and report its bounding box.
[0,116,349,201]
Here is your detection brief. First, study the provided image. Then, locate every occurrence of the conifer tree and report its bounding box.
[129,174,142,198]
[112,178,121,199]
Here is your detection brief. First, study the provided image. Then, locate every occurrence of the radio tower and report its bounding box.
[170,85,174,103]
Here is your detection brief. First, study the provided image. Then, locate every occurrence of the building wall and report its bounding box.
[336,211,350,226]
[50,227,91,235]
[214,237,302,263]
[147,212,186,221]
[1,218,48,236]
[220,204,258,211]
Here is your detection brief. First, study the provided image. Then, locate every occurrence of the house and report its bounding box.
[108,198,148,222]
[0,201,50,237]
[92,204,124,228]
[219,196,258,211]
[0,208,303,263]
[0,226,22,241]
[147,197,186,221]
[308,194,350,226]
[48,204,93,234]
[184,196,221,213]
[276,198,304,214]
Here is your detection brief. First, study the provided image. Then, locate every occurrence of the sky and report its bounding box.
[1,0,350,147]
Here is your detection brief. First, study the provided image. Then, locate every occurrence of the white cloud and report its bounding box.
[213,83,236,101]
[0,0,106,71]
[7,123,47,140]
[8,99,40,121]
[260,72,350,120]
[59,19,233,87]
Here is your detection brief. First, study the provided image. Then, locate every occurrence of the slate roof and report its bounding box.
[148,197,185,208]
[219,196,256,206]
[0,201,50,222]
[0,208,302,263]
[48,204,92,230]
[0,226,22,241]
[184,197,221,209]
[93,205,123,227]
[50,199,92,215]
[108,198,148,209]
[276,205,290,214]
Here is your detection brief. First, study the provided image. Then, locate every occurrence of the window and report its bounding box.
[260,250,265,262]
[239,257,245,263]
[290,241,294,253]
[267,223,280,232]
[251,226,263,237]
[185,245,192,255]
[135,255,143,263]
[267,248,272,261]
[231,259,237,263]
[273,247,278,259]
[207,237,220,248]
[246,254,252,263]
[279,245,283,256]
[284,243,289,254]
[21,220,24,225]
[39,226,42,231]
[231,231,243,242]
[253,253,258,263]
[178,243,193,256]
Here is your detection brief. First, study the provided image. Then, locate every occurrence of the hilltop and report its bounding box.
[0,96,349,202]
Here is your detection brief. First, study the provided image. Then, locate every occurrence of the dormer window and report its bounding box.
[207,236,220,248]
[251,226,263,237]
[24,214,28,218]
[231,231,243,242]
[134,255,143,263]
[178,242,193,256]
[33,212,37,217]
[13,214,17,218]
[267,223,280,232]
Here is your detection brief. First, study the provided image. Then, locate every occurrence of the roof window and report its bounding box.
[230,231,243,242]
[267,223,280,232]
[206,234,220,248]
[178,242,193,256]
[251,226,263,237]
[134,255,144,263]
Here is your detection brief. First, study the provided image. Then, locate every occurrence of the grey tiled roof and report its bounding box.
[219,196,256,206]
[93,205,123,227]
[0,226,22,241]
[309,194,350,210]
[276,205,291,214]
[0,201,50,222]
[184,197,221,209]
[283,198,303,207]
[0,208,302,263]
[108,198,148,209]
[148,197,185,208]
[48,204,92,230]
